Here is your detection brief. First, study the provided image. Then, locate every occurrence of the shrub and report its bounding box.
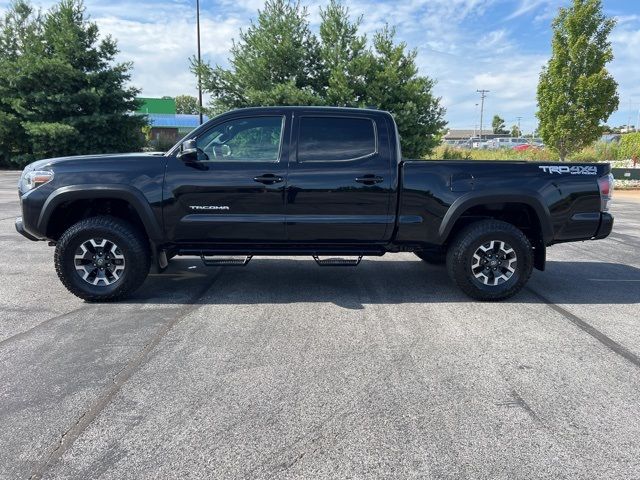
[619,132,640,160]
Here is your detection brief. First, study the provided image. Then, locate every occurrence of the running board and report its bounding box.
[313,255,363,267]
[200,254,253,266]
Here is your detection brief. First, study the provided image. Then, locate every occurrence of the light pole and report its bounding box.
[516,116,522,137]
[196,0,203,125]
[477,90,489,139]
[474,103,479,137]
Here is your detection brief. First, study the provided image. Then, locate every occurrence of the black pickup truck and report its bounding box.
[16,106,614,301]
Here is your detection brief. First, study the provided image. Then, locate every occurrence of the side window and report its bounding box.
[298,117,376,162]
[196,116,283,162]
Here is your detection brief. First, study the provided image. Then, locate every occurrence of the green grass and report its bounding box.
[427,133,640,163]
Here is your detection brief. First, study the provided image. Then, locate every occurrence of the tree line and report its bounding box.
[0,0,621,167]
[191,0,447,158]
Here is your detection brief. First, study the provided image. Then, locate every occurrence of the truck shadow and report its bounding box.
[128,258,640,309]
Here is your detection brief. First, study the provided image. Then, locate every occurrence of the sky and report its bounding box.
[2,0,639,133]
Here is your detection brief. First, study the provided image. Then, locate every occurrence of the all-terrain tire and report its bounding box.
[54,216,151,302]
[446,220,533,301]
[415,250,446,265]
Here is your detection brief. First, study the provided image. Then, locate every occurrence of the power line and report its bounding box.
[476,90,489,139]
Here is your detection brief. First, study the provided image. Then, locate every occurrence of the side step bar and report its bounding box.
[197,254,364,267]
[200,254,252,266]
[313,255,363,267]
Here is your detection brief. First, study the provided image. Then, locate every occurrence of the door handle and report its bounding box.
[355,175,384,185]
[253,174,283,185]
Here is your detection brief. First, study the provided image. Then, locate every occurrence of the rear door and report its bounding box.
[163,113,290,243]
[285,113,394,242]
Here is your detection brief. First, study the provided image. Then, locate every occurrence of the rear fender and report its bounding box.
[438,190,554,245]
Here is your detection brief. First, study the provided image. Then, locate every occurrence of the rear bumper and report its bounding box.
[15,216,41,241]
[593,212,614,240]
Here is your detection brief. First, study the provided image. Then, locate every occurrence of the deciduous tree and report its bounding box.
[492,115,507,134]
[536,0,618,161]
[175,95,200,115]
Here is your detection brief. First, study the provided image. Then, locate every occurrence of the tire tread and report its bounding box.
[446,220,533,301]
[54,216,150,302]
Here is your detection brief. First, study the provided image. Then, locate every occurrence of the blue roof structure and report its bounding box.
[146,113,210,128]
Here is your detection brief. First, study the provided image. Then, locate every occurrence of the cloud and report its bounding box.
[505,0,549,21]
[93,14,241,97]
[2,0,639,131]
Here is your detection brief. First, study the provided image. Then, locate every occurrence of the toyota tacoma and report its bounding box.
[15,107,614,301]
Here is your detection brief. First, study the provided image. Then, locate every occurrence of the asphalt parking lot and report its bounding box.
[1,170,639,479]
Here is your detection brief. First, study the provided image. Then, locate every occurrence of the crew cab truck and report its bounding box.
[15,107,614,302]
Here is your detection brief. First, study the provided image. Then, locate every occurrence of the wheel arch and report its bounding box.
[439,191,553,245]
[39,185,163,242]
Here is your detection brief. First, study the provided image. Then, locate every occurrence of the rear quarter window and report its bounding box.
[297,116,376,162]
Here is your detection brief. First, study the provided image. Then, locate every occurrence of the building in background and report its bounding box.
[137,97,177,115]
[136,97,208,148]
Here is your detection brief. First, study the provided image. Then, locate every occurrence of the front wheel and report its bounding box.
[446,220,533,301]
[54,216,151,302]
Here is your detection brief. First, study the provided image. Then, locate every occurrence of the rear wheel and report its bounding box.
[54,216,150,302]
[446,220,533,301]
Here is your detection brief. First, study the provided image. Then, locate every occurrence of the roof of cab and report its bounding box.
[224,106,390,115]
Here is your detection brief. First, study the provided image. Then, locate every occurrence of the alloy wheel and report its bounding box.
[74,238,125,286]
[471,240,517,286]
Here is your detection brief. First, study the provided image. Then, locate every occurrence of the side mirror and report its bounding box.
[177,139,208,162]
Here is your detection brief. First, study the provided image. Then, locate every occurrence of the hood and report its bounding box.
[24,152,166,172]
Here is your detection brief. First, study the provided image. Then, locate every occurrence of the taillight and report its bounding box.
[597,173,614,211]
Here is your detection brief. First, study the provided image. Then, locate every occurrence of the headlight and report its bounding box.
[20,170,54,192]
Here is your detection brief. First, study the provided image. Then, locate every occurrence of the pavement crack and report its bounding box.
[27,269,222,480]
[0,306,90,349]
[527,287,640,369]
[496,390,542,425]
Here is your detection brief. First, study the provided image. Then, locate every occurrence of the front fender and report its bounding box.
[38,184,164,242]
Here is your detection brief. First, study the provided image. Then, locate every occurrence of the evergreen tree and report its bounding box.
[195,1,446,158]
[0,0,146,167]
[193,0,323,114]
[363,26,446,158]
[536,0,618,160]
[318,0,368,106]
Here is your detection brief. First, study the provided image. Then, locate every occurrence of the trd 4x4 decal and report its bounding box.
[539,165,598,175]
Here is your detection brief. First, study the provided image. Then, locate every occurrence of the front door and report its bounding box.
[163,113,290,243]
[285,113,394,242]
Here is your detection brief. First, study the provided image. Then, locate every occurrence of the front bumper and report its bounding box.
[15,216,41,241]
[593,212,614,240]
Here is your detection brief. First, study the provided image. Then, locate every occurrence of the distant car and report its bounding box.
[468,137,485,148]
[485,137,530,149]
[513,143,536,151]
